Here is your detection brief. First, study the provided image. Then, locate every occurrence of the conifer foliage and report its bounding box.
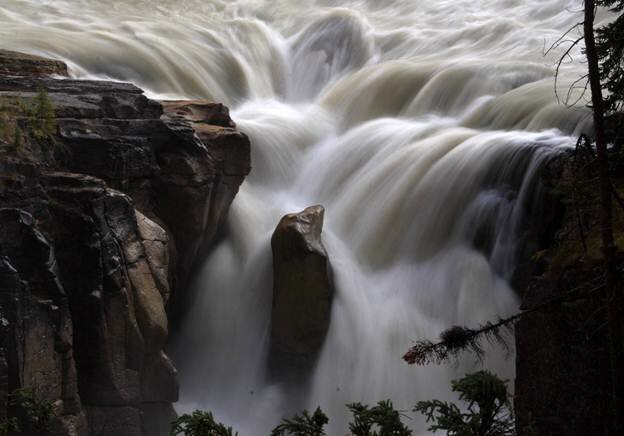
[597,0,624,118]
[0,388,54,436]
[27,87,56,140]
[346,400,412,436]
[171,411,237,436]
[414,371,515,436]
[270,408,328,436]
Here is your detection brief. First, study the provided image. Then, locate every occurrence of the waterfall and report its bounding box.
[0,0,598,434]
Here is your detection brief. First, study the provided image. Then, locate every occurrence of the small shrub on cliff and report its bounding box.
[0,417,20,436]
[0,388,54,435]
[0,100,19,148]
[414,371,514,436]
[0,106,9,138]
[271,407,328,436]
[27,87,56,140]
[0,91,56,152]
[171,410,237,436]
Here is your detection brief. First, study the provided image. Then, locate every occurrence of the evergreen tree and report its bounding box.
[347,400,412,436]
[414,371,514,436]
[28,87,56,140]
[586,1,624,433]
[170,410,237,436]
[270,408,328,436]
[597,0,624,118]
[1,388,54,436]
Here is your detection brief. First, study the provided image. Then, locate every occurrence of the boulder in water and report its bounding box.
[270,205,334,371]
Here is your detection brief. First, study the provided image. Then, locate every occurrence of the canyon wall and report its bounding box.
[0,50,250,436]
[514,154,614,436]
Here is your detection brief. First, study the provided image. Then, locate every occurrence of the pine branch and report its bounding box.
[402,316,521,366]
[403,274,607,365]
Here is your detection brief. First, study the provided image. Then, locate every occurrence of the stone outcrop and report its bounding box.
[0,51,250,435]
[0,166,178,436]
[0,75,251,300]
[0,49,68,77]
[158,100,251,313]
[270,205,334,375]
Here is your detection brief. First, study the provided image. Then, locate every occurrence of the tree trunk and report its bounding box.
[584,1,624,433]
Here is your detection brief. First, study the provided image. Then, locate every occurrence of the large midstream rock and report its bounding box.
[0,51,250,435]
[270,205,334,375]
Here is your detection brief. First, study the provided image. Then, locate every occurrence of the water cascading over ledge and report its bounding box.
[0,0,599,434]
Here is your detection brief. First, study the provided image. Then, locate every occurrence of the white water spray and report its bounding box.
[0,0,599,433]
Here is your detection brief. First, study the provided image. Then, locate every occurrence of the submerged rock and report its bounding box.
[270,205,334,374]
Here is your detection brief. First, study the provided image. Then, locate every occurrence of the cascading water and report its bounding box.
[0,0,602,433]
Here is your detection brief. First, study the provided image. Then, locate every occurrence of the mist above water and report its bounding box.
[0,0,596,434]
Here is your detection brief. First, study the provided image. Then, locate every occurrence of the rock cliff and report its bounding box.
[514,153,616,436]
[0,51,250,435]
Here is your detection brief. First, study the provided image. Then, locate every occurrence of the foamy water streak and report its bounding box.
[0,0,597,434]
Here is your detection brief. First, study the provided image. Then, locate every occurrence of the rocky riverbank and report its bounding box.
[513,150,623,436]
[0,50,250,436]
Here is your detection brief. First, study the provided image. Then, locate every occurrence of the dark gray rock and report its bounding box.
[0,49,68,77]
[0,167,179,435]
[0,206,87,435]
[270,205,334,375]
[0,50,251,436]
[0,57,251,320]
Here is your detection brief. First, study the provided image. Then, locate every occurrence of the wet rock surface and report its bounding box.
[0,167,176,436]
[0,51,250,435]
[0,49,68,77]
[0,66,251,300]
[270,205,334,376]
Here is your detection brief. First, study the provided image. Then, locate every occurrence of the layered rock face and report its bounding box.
[0,49,68,77]
[157,100,251,313]
[0,51,250,435]
[0,74,250,300]
[0,169,175,435]
[270,205,334,376]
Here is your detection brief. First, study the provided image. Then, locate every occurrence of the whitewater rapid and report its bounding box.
[0,0,599,434]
